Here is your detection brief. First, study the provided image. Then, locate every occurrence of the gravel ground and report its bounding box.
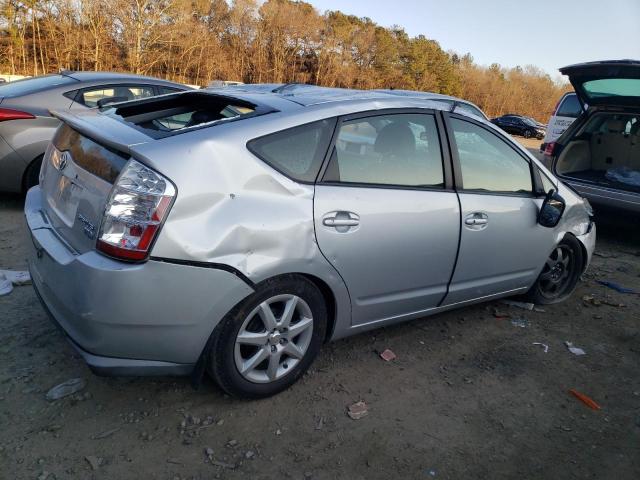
[1,138,639,479]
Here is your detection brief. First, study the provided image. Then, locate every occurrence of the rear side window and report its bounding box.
[248,119,336,183]
[557,94,582,118]
[79,85,155,107]
[455,103,485,119]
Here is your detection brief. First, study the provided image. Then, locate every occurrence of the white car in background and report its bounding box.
[541,92,583,153]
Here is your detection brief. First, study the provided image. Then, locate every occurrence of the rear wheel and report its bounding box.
[22,155,43,193]
[522,235,583,304]
[207,275,327,398]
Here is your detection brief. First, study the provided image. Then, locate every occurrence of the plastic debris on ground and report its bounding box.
[605,166,640,187]
[510,318,528,328]
[569,389,601,410]
[596,280,639,295]
[45,378,87,401]
[379,349,397,362]
[492,308,510,319]
[501,300,535,311]
[0,270,31,296]
[347,401,368,420]
[532,342,549,353]
[564,341,586,356]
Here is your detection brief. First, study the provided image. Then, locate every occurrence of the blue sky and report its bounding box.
[307,0,640,80]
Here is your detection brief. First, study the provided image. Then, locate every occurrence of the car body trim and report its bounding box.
[149,256,256,288]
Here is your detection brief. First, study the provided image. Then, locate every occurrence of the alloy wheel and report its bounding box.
[234,294,314,383]
[538,245,574,299]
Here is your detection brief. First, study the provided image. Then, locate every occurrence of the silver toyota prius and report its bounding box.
[25,86,596,398]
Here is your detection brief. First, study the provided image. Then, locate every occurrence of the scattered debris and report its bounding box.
[45,378,86,401]
[564,341,586,356]
[211,460,236,469]
[245,450,255,459]
[379,349,397,362]
[569,389,601,410]
[91,427,120,440]
[84,455,102,471]
[501,300,535,311]
[593,251,615,258]
[0,270,31,296]
[492,308,510,319]
[226,439,238,448]
[582,294,601,306]
[275,429,282,435]
[426,469,437,477]
[166,458,183,465]
[347,401,369,420]
[532,342,549,353]
[597,280,638,294]
[510,318,528,328]
[315,416,324,430]
[533,307,546,313]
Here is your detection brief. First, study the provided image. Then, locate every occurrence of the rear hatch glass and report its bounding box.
[40,124,129,254]
[101,91,272,139]
[560,60,640,107]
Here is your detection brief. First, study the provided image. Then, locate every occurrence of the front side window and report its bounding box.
[323,113,444,187]
[451,117,532,194]
[80,85,155,107]
[248,119,335,183]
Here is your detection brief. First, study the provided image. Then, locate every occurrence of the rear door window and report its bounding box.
[79,85,155,107]
[322,113,444,188]
[557,94,582,118]
[248,119,336,183]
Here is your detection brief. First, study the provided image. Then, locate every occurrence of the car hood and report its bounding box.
[560,60,640,107]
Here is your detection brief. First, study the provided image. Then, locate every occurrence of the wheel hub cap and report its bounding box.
[234,294,314,384]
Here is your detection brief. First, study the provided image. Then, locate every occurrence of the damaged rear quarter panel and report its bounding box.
[130,113,352,337]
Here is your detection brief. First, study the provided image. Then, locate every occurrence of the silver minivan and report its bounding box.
[25,86,595,398]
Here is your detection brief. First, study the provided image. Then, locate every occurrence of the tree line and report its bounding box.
[0,0,570,121]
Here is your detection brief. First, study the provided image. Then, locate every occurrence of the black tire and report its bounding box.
[22,155,43,193]
[523,129,532,139]
[207,274,327,399]
[522,235,584,305]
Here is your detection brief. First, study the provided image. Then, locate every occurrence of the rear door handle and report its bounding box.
[323,218,359,227]
[464,218,487,225]
[322,211,360,232]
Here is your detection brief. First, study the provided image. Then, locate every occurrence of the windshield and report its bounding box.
[583,78,640,99]
[0,74,76,98]
[522,117,538,126]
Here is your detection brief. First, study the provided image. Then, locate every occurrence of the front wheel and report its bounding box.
[522,235,584,304]
[524,129,532,138]
[207,275,327,398]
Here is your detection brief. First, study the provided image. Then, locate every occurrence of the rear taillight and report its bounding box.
[544,142,557,157]
[0,108,35,122]
[97,160,176,261]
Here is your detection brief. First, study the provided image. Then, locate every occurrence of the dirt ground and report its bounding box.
[1,140,639,480]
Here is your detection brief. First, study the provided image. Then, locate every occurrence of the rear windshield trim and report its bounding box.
[100,91,278,140]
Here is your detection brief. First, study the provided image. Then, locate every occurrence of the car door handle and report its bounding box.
[323,217,359,227]
[464,218,488,225]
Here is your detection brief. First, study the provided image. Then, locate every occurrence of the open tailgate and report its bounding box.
[560,60,640,108]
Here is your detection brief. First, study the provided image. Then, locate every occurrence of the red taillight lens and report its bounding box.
[544,142,557,156]
[96,160,176,261]
[0,108,35,122]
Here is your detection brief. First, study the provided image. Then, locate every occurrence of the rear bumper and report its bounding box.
[563,179,640,213]
[25,186,254,374]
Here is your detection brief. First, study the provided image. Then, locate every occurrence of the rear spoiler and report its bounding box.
[50,108,151,154]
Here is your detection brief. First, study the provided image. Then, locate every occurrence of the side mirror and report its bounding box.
[538,189,566,228]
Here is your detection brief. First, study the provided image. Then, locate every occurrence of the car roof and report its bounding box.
[208,84,486,116]
[62,71,181,84]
